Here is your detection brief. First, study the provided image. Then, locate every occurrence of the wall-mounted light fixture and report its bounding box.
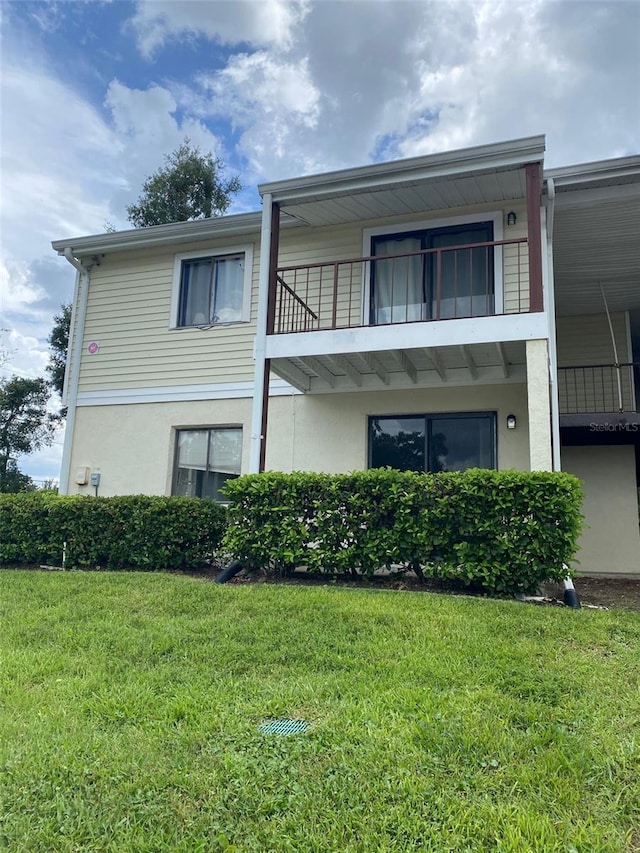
[506,413,517,430]
[507,211,517,227]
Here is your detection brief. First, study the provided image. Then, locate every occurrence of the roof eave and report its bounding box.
[545,154,640,189]
[258,135,546,204]
[51,211,274,258]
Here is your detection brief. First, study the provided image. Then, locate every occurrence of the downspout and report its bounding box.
[546,179,580,609]
[58,248,91,494]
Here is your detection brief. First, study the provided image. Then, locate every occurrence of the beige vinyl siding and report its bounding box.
[556,312,632,412]
[78,237,260,392]
[275,200,530,329]
[502,200,529,313]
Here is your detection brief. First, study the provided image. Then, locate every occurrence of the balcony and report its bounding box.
[558,364,639,415]
[270,237,531,335]
[264,237,549,392]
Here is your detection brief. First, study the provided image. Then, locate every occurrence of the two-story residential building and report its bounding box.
[52,135,640,577]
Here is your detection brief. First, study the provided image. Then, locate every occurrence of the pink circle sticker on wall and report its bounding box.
[87,341,100,355]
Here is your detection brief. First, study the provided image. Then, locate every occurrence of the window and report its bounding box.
[369,219,496,324]
[171,246,253,328]
[173,428,242,500]
[368,413,496,473]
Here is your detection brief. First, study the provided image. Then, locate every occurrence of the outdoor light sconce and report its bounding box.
[507,211,517,226]
[507,413,517,430]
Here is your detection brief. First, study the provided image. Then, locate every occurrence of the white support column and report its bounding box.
[526,338,553,471]
[544,180,562,471]
[249,193,273,473]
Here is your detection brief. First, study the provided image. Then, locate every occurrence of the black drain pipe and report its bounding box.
[214,560,244,584]
[563,576,581,609]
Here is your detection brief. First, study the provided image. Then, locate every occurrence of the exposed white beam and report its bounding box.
[326,354,363,386]
[495,343,509,378]
[394,349,418,383]
[270,359,310,392]
[424,347,446,381]
[460,345,477,379]
[363,352,390,385]
[305,356,336,387]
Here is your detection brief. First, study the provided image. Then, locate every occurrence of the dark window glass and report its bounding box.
[173,428,242,501]
[369,413,496,473]
[178,254,245,327]
[370,417,425,471]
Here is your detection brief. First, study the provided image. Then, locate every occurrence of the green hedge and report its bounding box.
[0,493,227,570]
[222,469,583,593]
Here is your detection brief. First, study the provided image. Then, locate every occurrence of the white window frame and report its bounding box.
[169,244,253,329]
[361,212,504,325]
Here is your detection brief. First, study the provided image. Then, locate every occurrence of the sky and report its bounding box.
[1,0,639,483]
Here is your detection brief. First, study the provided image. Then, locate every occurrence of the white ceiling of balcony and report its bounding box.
[262,136,544,230]
[549,162,640,317]
[270,340,527,393]
[279,167,528,228]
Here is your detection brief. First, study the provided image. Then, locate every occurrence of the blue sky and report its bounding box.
[1,0,639,482]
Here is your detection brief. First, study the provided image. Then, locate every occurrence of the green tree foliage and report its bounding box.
[46,304,71,413]
[1,460,36,493]
[126,139,241,228]
[0,377,58,493]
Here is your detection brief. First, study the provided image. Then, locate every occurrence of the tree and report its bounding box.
[0,377,58,493]
[1,459,36,493]
[126,139,241,228]
[47,304,71,414]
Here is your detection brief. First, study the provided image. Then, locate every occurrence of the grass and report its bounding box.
[0,571,639,853]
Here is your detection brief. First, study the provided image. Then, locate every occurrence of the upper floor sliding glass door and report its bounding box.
[370,221,495,325]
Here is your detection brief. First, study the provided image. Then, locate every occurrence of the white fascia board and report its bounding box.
[552,182,640,209]
[52,212,263,257]
[51,212,304,259]
[259,136,546,204]
[545,156,640,193]
[265,313,550,361]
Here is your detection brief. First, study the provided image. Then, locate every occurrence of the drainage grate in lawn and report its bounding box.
[259,719,308,735]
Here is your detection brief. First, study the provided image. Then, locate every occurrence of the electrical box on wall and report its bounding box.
[90,472,101,487]
[75,467,90,485]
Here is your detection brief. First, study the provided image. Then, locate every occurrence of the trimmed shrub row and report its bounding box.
[222,469,583,593]
[0,493,226,570]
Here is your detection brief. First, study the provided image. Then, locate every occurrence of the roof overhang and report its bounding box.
[51,211,305,260]
[548,155,640,317]
[258,136,546,227]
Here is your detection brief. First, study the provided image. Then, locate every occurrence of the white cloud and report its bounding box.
[131,0,309,57]
[161,0,638,180]
[190,51,321,177]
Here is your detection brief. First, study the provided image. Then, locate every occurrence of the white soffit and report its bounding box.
[552,159,640,317]
[259,136,545,227]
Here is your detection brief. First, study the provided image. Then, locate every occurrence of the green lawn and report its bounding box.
[1,572,638,853]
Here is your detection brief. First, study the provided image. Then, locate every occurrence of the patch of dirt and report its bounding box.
[8,563,640,611]
[546,576,640,612]
[191,565,640,612]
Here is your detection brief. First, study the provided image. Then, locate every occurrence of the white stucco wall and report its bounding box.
[561,445,640,577]
[266,385,530,473]
[67,383,531,496]
[526,338,552,471]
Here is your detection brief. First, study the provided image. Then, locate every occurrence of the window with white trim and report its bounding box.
[363,212,503,326]
[173,427,242,500]
[368,413,496,473]
[171,246,252,328]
